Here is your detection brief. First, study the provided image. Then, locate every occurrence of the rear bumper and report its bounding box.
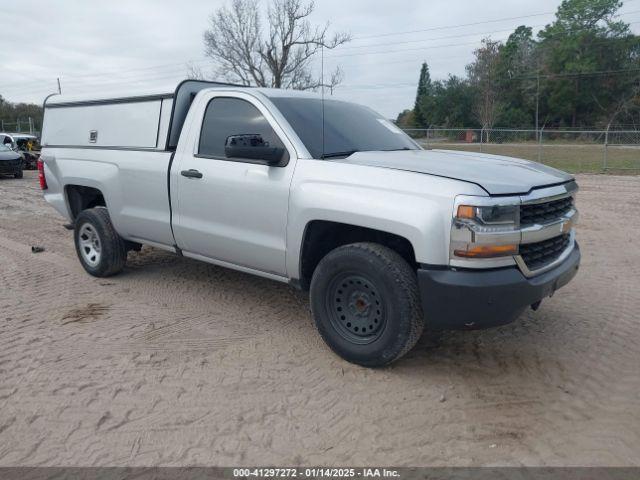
[417,243,581,330]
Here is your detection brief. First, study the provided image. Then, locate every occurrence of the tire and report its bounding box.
[74,207,127,277]
[14,169,23,179]
[310,242,424,367]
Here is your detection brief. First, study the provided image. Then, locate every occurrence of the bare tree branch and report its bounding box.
[201,0,351,90]
[186,62,206,80]
[593,76,640,128]
[467,38,504,131]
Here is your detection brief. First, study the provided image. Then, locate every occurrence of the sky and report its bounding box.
[2,0,640,118]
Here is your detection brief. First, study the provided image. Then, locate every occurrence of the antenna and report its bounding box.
[321,44,325,159]
[57,77,62,94]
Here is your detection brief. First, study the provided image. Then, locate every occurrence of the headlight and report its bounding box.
[451,199,520,260]
[456,204,518,226]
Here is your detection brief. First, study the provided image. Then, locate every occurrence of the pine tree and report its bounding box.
[413,62,432,127]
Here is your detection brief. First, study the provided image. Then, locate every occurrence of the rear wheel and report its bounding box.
[310,242,424,367]
[74,208,127,277]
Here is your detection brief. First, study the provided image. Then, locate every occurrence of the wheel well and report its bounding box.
[299,220,417,290]
[66,185,106,220]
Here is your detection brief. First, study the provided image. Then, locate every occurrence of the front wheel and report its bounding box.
[14,169,23,179]
[310,242,424,367]
[74,208,127,277]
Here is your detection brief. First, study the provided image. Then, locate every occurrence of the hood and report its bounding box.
[0,150,21,162]
[332,149,574,195]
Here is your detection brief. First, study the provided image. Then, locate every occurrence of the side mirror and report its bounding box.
[224,134,285,166]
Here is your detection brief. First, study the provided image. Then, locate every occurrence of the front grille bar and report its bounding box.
[515,231,576,277]
[521,197,574,227]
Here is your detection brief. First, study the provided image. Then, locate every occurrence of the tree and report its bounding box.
[595,78,640,129]
[429,76,477,128]
[467,38,504,133]
[495,26,538,127]
[399,0,640,129]
[395,109,416,129]
[202,0,350,90]
[537,0,640,126]
[186,61,207,80]
[0,96,43,133]
[413,62,432,127]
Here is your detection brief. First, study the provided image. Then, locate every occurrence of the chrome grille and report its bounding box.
[520,196,573,227]
[519,234,570,271]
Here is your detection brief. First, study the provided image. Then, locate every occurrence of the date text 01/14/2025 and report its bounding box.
[232,468,400,478]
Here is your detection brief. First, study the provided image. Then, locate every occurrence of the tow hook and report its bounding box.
[530,300,542,311]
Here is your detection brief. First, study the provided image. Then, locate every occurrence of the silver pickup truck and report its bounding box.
[39,80,580,367]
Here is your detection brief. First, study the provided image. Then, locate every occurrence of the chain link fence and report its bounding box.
[0,118,40,136]
[403,128,640,173]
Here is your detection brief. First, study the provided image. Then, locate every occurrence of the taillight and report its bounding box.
[37,159,48,190]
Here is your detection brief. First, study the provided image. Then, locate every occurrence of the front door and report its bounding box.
[171,93,296,277]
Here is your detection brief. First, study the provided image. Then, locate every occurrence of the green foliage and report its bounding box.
[467,38,504,128]
[537,0,640,126]
[413,62,433,127]
[496,107,534,128]
[402,0,640,128]
[395,109,415,128]
[495,26,538,127]
[0,95,43,133]
[428,76,478,128]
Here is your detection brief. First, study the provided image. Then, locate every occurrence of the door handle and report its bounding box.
[181,169,203,179]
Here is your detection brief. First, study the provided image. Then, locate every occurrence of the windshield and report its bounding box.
[269,97,419,159]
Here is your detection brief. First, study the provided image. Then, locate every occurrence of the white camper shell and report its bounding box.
[42,80,241,151]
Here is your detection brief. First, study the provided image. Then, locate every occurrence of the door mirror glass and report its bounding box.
[225,134,285,165]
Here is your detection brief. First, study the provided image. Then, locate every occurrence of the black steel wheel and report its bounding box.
[326,273,386,345]
[310,242,424,367]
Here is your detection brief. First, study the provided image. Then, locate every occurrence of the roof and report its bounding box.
[253,88,323,99]
[8,133,38,139]
[45,86,175,107]
[0,132,37,138]
[44,81,324,107]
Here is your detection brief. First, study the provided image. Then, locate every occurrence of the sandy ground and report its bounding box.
[0,171,639,467]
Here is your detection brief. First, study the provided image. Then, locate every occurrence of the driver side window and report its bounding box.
[198,97,286,161]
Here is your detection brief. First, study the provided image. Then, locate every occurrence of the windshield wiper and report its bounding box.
[320,150,359,159]
[321,148,414,159]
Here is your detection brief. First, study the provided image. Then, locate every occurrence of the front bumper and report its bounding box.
[417,243,580,330]
[0,160,22,175]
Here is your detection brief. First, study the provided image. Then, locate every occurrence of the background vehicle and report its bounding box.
[0,133,40,170]
[12,134,40,169]
[0,143,24,178]
[39,80,580,367]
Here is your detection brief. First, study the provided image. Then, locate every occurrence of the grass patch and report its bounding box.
[418,141,640,174]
